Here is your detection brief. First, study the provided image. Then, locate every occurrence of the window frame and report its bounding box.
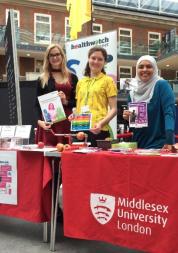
[34,13,51,44]
[92,23,103,34]
[35,59,43,73]
[176,71,178,80]
[148,32,161,57]
[6,9,20,27]
[65,17,70,41]
[119,66,132,79]
[119,28,132,55]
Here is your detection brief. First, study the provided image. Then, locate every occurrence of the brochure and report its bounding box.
[1,125,16,138]
[128,102,148,128]
[38,91,66,123]
[15,125,31,139]
[71,113,92,131]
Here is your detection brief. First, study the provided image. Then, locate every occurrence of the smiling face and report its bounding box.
[137,60,154,82]
[88,50,106,77]
[48,47,62,69]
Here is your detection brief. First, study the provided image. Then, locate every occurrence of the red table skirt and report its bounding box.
[62,151,178,253]
[0,151,52,223]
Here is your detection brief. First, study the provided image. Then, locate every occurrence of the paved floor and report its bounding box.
[0,216,144,253]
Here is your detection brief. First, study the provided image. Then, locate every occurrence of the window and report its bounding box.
[6,9,20,27]
[92,23,102,34]
[148,32,161,57]
[34,13,51,44]
[119,66,132,78]
[35,60,43,73]
[65,17,70,41]
[119,28,132,55]
[176,71,178,80]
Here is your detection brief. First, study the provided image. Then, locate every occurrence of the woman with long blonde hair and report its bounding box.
[35,43,78,145]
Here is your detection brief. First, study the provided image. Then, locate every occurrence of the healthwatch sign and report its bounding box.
[65,30,117,81]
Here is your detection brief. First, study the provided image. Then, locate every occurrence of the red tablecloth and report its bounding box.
[62,151,178,253]
[0,151,52,222]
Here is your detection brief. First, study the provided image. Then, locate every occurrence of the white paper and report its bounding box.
[15,125,32,138]
[120,78,137,91]
[19,145,57,153]
[1,125,16,138]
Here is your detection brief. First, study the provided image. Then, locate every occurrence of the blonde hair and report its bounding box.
[40,44,69,87]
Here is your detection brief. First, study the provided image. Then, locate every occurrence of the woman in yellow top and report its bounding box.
[76,46,117,146]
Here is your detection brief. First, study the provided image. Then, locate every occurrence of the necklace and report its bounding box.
[50,68,61,72]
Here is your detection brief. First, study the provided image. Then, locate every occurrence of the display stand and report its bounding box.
[0,125,31,149]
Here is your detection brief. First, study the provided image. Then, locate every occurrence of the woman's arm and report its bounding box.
[160,80,176,148]
[90,96,117,134]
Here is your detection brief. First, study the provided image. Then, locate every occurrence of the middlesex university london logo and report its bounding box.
[90,193,115,225]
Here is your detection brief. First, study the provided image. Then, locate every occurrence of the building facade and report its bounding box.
[0,0,178,83]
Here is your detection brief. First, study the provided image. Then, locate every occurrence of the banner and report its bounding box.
[62,152,178,253]
[0,151,17,205]
[4,9,22,125]
[66,31,117,137]
[66,0,91,40]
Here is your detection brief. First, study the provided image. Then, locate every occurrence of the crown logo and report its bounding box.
[99,196,107,203]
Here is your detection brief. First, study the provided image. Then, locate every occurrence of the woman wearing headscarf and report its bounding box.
[123,55,175,150]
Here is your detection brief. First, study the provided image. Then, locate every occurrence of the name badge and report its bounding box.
[81,105,90,113]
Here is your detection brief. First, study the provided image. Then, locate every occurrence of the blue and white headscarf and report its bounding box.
[130,55,161,103]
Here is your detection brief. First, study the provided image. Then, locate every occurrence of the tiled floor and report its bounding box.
[0,216,144,253]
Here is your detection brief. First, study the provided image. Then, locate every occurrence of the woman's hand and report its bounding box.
[90,122,102,134]
[123,110,131,121]
[68,113,74,122]
[38,120,52,130]
[58,91,68,105]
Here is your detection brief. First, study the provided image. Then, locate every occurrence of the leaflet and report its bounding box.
[129,102,148,128]
[38,91,66,123]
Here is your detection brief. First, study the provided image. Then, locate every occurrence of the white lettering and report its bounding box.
[117,220,152,236]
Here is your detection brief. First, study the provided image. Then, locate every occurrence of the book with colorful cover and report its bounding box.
[71,113,92,131]
[38,91,66,123]
[128,102,148,128]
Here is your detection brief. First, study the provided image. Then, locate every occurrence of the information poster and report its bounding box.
[38,91,66,123]
[129,102,148,128]
[71,113,92,131]
[0,151,17,205]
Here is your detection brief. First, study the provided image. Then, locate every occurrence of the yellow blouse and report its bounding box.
[76,73,117,131]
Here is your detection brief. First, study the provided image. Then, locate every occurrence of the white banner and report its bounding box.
[66,30,118,138]
[0,151,17,205]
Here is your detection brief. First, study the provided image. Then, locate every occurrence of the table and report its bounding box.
[61,151,178,253]
[44,151,61,251]
[0,150,52,222]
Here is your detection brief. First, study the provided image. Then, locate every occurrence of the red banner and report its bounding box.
[0,151,52,222]
[62,151,178,253]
